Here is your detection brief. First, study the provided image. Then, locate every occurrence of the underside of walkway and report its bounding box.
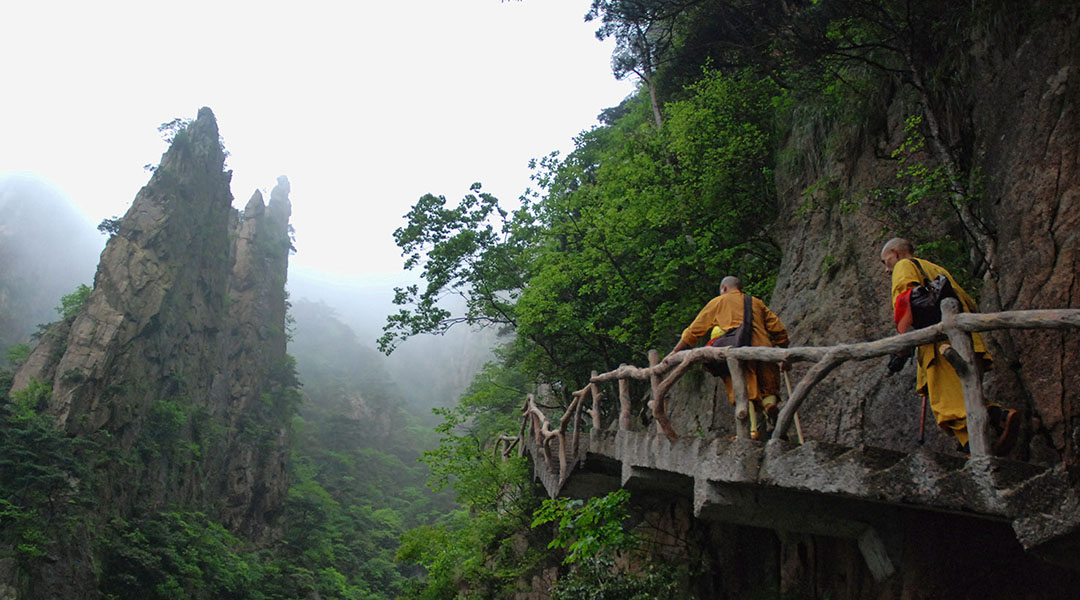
[525,428,1080,579]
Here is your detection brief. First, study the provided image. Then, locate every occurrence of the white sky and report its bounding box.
[0,0,635,279]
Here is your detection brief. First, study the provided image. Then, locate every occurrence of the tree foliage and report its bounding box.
[532,489,636,565]
[379,183,532,355]
[99,512,261,600]
[0,381,99,570]
[385,68,786,390]
[395,359,548,599]
[57,283,91,319]
[98,217,121,237]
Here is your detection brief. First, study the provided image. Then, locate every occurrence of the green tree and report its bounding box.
[57,283,92,319]
[4,343,30,367]
[379,183,535,356]
[532,489,637,565]
[0,381,99,571]
[586,0,689,126]
[99,512,263,600]
[385,69,785,390]
[532,488,684,600]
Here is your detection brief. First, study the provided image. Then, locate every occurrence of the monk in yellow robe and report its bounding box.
[668,276,789,438]
[880,237,1018,455]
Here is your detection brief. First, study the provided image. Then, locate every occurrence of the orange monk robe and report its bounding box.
[890,258,991,445]
[680,290,790,403]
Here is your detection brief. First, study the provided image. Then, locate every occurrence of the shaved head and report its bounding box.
[881,237,914,257]
[880,237,914,273]
[720,276,742,294]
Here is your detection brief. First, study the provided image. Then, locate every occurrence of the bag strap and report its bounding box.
[742,294,753,329]
[908,258,932,286]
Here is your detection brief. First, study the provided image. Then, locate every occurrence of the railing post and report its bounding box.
[647,350,679,441]
[590,371,602,431]
[773,353,842,441]
[555,431,568,483]
[647,350,660,431]
[648,350,660,409]
[941,298,991,457]
[571,390,583,459]
[526,393,542,445]
[618,368,631,431]
[727,356,751,439]
[517,408,528,457]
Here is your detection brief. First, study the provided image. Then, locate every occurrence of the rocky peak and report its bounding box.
[156,106,226,179]
[244,189,266,217]
[12,107,294,544]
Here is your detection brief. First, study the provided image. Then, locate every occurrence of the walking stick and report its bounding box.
[781,371,804,445]
[918,393,928,444]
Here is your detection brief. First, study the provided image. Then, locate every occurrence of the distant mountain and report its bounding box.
[289,297,407,437]
[287,269,498,413]
[0,173,102,359]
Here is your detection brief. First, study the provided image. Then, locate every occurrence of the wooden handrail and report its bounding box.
[520,384,601,485]
[494,434,519,459]
[589,307,1080,455]
[515,306,1078,484]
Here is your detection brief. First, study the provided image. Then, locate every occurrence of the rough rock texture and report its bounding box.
[970,9,1080,470]
[10,107,294,595]
[546,5,1080,596]
[769,4,1080,466]
[769,143,962,455]
[219,178,293,538]
[527,423,1080,598]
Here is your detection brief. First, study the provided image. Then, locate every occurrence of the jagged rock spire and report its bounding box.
[12,107,293,544]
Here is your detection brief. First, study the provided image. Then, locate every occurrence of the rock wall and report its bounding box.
[606,5,1080,599]
[10,107,294,594]
[625,496,1080,600]
[969,8,1080,468]
[767,3,1079,464]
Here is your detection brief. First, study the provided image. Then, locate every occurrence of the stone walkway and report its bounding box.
[525,429,1080,576]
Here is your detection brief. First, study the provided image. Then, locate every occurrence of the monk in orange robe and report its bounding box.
[668,276,789,438]
[881,237,1019,455]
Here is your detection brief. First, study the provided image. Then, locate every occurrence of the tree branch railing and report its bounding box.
[515,381,605,485]
[511,304,1078,479]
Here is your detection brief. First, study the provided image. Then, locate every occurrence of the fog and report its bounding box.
[287,267,499,411]
[0,0,634,400]
[0,174,102,356]
[1,0,634,281]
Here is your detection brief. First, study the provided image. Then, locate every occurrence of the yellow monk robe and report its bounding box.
[680,290,790,404]
[891,258,991,446]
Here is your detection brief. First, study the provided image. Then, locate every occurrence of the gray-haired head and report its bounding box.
[880,237,914,257]
[720,275,742,294]
[880,237,915,274]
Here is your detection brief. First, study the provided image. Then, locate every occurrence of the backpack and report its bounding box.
[907,258,959,329]
[704,294,753,377]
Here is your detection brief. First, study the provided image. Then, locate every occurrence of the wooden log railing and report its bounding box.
[517,381,606,484]
[512,304,1079,469]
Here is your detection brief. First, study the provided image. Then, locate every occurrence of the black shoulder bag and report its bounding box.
[907,259,959,329]
[704,294,753,377]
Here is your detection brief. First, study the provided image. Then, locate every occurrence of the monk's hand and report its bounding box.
[886,350,911,375]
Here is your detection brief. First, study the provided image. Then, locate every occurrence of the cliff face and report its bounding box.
[970,11,1080,467]
[12,108,293,543]
[768,4,1079,464]
[618,6,1080,599]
